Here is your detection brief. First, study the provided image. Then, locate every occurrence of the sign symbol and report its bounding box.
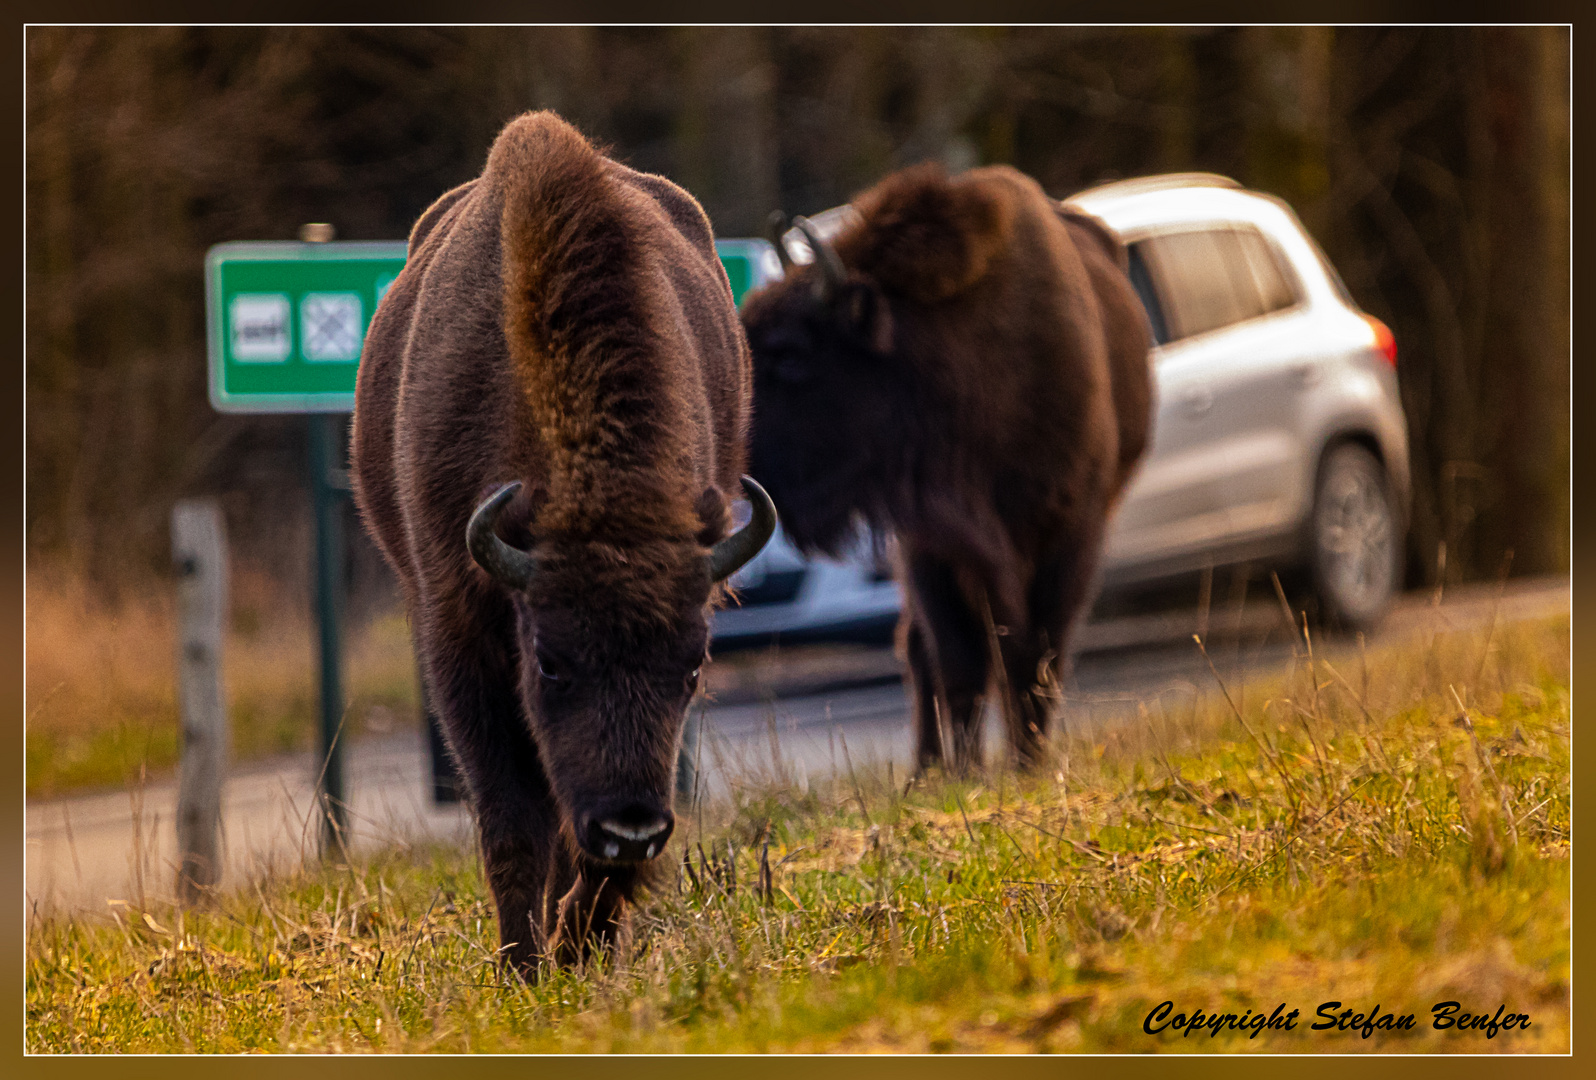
[300,293,362,362]
[230,294,291,362]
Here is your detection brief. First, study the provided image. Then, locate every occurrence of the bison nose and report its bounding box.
[582,805,675,863]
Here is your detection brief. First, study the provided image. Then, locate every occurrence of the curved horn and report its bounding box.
[792,216,847,302]
[708,475,778,583]
[766,210,793,271]
[466,482,537,591]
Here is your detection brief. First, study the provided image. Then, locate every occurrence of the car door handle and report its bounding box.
[1293,364,1323,388]
[1179,386,1214,416]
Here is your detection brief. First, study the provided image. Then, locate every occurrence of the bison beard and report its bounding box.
[350,112,772,972]
[743,163,1153,773]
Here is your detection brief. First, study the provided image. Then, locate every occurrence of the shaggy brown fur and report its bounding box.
[743,163,1153,771]
[351,112,751,972]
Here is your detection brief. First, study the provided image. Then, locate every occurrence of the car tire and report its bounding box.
[1307,442,1401,631]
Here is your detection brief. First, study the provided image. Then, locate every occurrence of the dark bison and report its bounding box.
[351,112,774,970]
[743,163,1152,773]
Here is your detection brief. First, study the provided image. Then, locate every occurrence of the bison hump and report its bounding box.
[843,163,1017,305]
[1057,206,1129,273]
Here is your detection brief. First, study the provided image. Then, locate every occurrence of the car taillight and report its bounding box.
[1364,314,1397,368]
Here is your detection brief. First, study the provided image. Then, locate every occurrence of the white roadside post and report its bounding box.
[172,499,230,902]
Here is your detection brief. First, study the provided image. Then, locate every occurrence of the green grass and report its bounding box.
[26,613,1569,1052]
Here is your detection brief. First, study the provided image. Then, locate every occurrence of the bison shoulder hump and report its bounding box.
[622,168,717,256]
[408,179,479,255]
[843,163,1018,305]
[484,111,611,222]
[1057,206,1129,273]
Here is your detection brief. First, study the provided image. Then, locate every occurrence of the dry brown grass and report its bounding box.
[25,567,421,797]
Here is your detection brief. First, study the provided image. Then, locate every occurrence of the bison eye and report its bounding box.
[772,355,813,384]
[533,647,568,685]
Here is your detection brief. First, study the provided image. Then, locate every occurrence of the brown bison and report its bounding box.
[351,112,774,971]
[743,163,1152,773]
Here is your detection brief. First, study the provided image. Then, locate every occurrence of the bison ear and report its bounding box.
[844,283,894,355]
[693,485,731,547]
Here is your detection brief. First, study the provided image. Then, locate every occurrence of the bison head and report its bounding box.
[741,217,909,556]
[745,169,1021,556]
[466,477,774,864]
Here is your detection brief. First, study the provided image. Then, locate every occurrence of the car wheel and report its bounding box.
[1308,442,1400,631]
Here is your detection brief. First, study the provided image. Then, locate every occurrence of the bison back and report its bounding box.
[1058,207,1154,498]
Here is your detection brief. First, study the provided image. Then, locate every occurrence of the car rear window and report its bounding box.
[1129,226,1300,344]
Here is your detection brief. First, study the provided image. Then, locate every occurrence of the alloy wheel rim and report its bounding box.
[1319,463,1395,613]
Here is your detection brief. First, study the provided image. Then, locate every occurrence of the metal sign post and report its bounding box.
[204,233,403,856]
[307,412,349,850]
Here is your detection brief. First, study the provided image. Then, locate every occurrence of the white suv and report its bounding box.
[1067,173,1409,628]
[713,173,1410,642]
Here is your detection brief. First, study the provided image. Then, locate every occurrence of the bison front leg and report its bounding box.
[546,861,642,967]
[477,820,561,974]
[415,611,562,975]
[994,631,1056,769]
[903,553,989,775]
[1000,518,1110,767]
[900,618,947,771]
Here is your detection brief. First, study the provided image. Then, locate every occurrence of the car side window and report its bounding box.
[1129,225,1300,345]
[1125,244,1170,346]
[1232,228,1298,315]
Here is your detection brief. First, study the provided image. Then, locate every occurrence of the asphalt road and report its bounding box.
[685,573,1570,799]
[25,575,1568,916]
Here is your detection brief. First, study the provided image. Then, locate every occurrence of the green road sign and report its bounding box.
[207,238,781,414]
[206,241,407,413]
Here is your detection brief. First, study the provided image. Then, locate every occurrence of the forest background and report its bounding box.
[25,26,1570,617]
